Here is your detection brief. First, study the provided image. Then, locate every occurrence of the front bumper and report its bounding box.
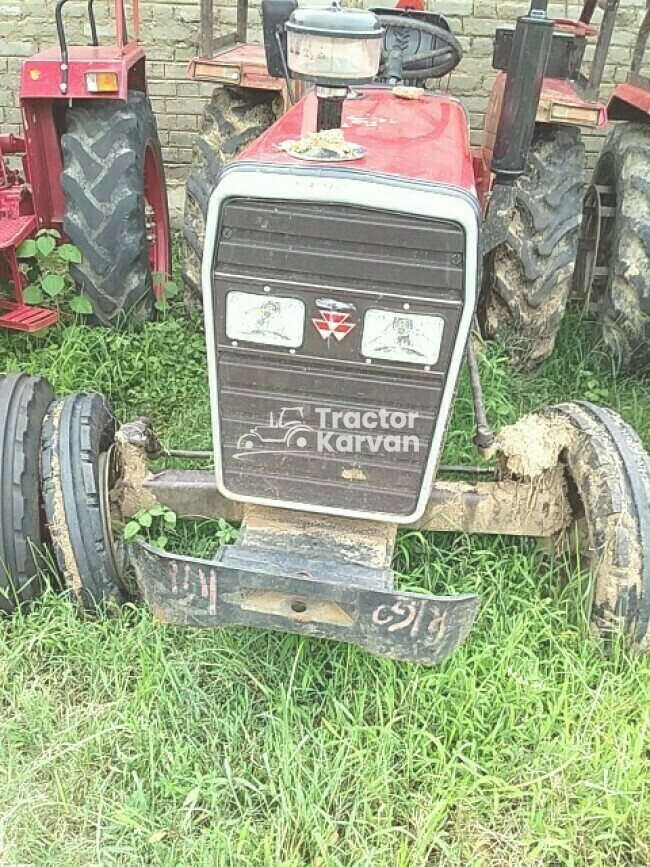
[130,541,480,665]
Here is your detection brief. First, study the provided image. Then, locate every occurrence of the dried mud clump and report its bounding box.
[497,412,578,480]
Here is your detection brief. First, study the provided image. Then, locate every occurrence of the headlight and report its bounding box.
[225,291,305,348]
[361,309,445,365]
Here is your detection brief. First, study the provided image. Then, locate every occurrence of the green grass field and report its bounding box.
[0,307,649,866]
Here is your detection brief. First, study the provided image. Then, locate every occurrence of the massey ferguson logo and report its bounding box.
[312,310,356,342]
[235,406,420,459]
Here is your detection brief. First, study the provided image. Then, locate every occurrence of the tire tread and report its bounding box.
[479,126,584,369]
[41,393,125,612]
[0,374,54,612]
[61,91,168,327]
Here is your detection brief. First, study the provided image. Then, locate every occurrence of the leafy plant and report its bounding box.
[123,504,177,550]
[577,369,610,403]
[152,271,181,314]
[215,517,238,545]
[17,229,92,317]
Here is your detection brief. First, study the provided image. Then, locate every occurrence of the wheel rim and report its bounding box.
[144,142,171,301]
[575,180,616,312]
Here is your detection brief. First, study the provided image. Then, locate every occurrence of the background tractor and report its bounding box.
[478,0,620,369]
[2,0,648,666]
[0,0,170,330]
[574,0,650,370]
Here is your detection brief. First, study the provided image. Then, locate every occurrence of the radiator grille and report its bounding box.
[211,199,467,518]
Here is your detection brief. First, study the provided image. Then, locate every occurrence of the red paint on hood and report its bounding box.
[235,87,476,195]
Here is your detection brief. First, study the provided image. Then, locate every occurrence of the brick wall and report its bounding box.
[1,0,648,218]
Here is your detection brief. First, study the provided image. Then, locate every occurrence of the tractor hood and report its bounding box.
[201,88,480,524]
[235,87,477,193]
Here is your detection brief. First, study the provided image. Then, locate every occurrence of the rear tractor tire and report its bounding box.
[0,374,55,613]
[547,402,650,651]
[574,124,650,370]
[41,393,128,613]
[61,90,171,328]
[182,87,282,308]
[479,125,584,369]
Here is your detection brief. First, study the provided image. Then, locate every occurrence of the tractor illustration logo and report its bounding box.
[235,407,315,457]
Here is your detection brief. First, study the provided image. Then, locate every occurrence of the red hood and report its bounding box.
[235,87,476,195]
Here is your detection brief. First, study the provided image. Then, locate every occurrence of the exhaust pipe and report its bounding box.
[491,0,554,184]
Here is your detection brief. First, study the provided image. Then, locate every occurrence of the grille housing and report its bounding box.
[211,197,468,518]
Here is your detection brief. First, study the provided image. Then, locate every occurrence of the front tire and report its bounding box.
[182,87,281,307]
[0,374,55,613]
[61,90,171,328]
[41,393,128,613]
[479,125,584,369]
[546,402,650,651]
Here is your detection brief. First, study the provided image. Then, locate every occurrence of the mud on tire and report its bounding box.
[61,90,170,328]
[546,401,650,651]
[588,124,650,370]
[479,125,584,369]
[182,87,281,307]
[41,393,128,613]
[0,374,55,613]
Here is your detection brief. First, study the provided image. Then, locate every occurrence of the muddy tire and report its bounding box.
[479,125,584,369]
[0,374,55,613]
[586,124,650,369]
[61,90,171,328]
[545,401,650,651]
[41,393,128,612]
[182,87,281,307]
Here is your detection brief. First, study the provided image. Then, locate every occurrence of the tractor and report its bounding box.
[182,0,615,371]
[1,0,649,665]
[0,0,170,330]
[574,0,650,370]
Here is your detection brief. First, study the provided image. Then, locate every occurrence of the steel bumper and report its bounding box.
[130,541,480,665]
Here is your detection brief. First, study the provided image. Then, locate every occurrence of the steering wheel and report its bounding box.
[377,15,463,81]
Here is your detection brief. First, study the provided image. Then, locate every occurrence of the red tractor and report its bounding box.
[574,0,650,369]
[2,0,648,665]
[182,0,612,371]
[0,0,170,330]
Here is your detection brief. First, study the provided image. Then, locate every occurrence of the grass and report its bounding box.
[0,308,649,866]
